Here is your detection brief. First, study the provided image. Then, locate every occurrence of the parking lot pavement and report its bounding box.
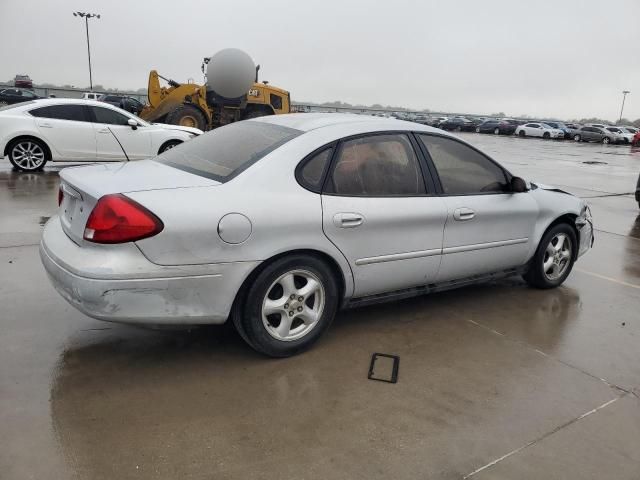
[1,136,640,479]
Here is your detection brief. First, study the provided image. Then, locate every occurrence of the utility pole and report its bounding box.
[73,12,101,91]
[619,90,630,123]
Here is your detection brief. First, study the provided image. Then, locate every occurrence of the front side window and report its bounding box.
[156,120,301,182]
[418,134,508,195]
[30,104,88,122]
[91,107,130,125]
[328,134,426,196]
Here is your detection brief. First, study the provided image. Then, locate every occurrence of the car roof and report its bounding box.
[8,98,115,108]
[254,112,442,134]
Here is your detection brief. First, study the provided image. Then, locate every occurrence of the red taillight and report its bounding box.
[83,194,163,244]
[58,187,63,206]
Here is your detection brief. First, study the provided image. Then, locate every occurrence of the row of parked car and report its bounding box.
[0,88,145,115]
[410,115,640,145]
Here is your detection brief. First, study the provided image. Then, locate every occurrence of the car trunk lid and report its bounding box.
[58,160,219,245]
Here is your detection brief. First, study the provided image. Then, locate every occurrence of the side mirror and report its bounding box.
[511,176,528,193]
[127,118,138,130]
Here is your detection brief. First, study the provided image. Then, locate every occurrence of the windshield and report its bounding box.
[607,127,621,133]
[155,120,302,182]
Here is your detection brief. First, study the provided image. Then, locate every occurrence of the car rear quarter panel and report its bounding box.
[0,114,57,158]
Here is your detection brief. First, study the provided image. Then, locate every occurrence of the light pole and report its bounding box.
[619,90,630,123]
[73,11,100,91]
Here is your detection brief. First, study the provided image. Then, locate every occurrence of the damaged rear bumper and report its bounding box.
[40,217,259,325]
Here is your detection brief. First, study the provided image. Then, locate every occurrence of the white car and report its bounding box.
[515,122,564,139]
[81,92,100,101]
[0,99,202,171]
[604,126,632,144]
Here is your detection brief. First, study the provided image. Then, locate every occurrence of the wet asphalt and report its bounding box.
[1,134,639,479]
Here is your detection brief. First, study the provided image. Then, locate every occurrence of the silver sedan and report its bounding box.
[41,114,594,357]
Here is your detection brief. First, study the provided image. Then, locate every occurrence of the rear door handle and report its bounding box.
[333,212,364,228]
[38,122,52,128]
[98,128,110,134]
[453,207,475,221]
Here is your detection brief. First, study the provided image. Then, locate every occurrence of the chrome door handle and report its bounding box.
[453,207,475,221]
[333,212,364,228]
[38,122,52,128]
[98,128,110,134]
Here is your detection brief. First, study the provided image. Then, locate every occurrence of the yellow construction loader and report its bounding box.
[139,49,290,131]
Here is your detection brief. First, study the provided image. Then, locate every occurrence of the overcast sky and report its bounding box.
[1,0,638,121]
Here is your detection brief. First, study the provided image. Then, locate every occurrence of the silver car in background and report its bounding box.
[41,114,593,357]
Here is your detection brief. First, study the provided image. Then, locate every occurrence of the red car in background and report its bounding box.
[632,131,640,147]
[13,75,33,89]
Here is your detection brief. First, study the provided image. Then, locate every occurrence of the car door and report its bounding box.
[528,123,542,137]
[321,133,448,297]
[28,104,96,160]
[417,133,539,282]
[89,105,152,160]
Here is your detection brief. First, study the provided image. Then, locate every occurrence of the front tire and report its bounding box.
[236,255,339,357]
[475,127,481,133]
[543,132,550,139]
[494,127,500,135]
[166,104,207,131]
[7,138,49,171]
[574,134,581,142]
[523,223,577,289]
[602,136,611,144]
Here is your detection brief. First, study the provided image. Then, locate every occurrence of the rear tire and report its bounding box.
[543,132,550,139]
[475,127,481,133]
[518,130,525,137]
[602,136,611,144]
[494,127,500,135]
[574,134,581,142]
[523,223,577,289]
[236,254,339,357]
[166,104,207,131]
[7,137,49,171]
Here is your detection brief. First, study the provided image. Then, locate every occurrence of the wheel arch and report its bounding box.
[230,248,350,321]
[157,139,183,155]
[538,213,580,261]
[4,134,53,159]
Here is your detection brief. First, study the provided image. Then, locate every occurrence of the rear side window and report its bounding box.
[327,134,426,196]
[156,120,302,182]
[30,104,88,122]
[91,106,130,125]
[418,134,508,195]
[297,147,333,192]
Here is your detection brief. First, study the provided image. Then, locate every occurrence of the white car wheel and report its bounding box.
[8,139,48,171]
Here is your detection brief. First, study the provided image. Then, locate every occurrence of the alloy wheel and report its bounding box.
[11,141,45,170]
[542,233,572,281]
[261,269,325,341]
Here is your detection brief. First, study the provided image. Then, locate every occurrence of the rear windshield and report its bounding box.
[155,120,302,181]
